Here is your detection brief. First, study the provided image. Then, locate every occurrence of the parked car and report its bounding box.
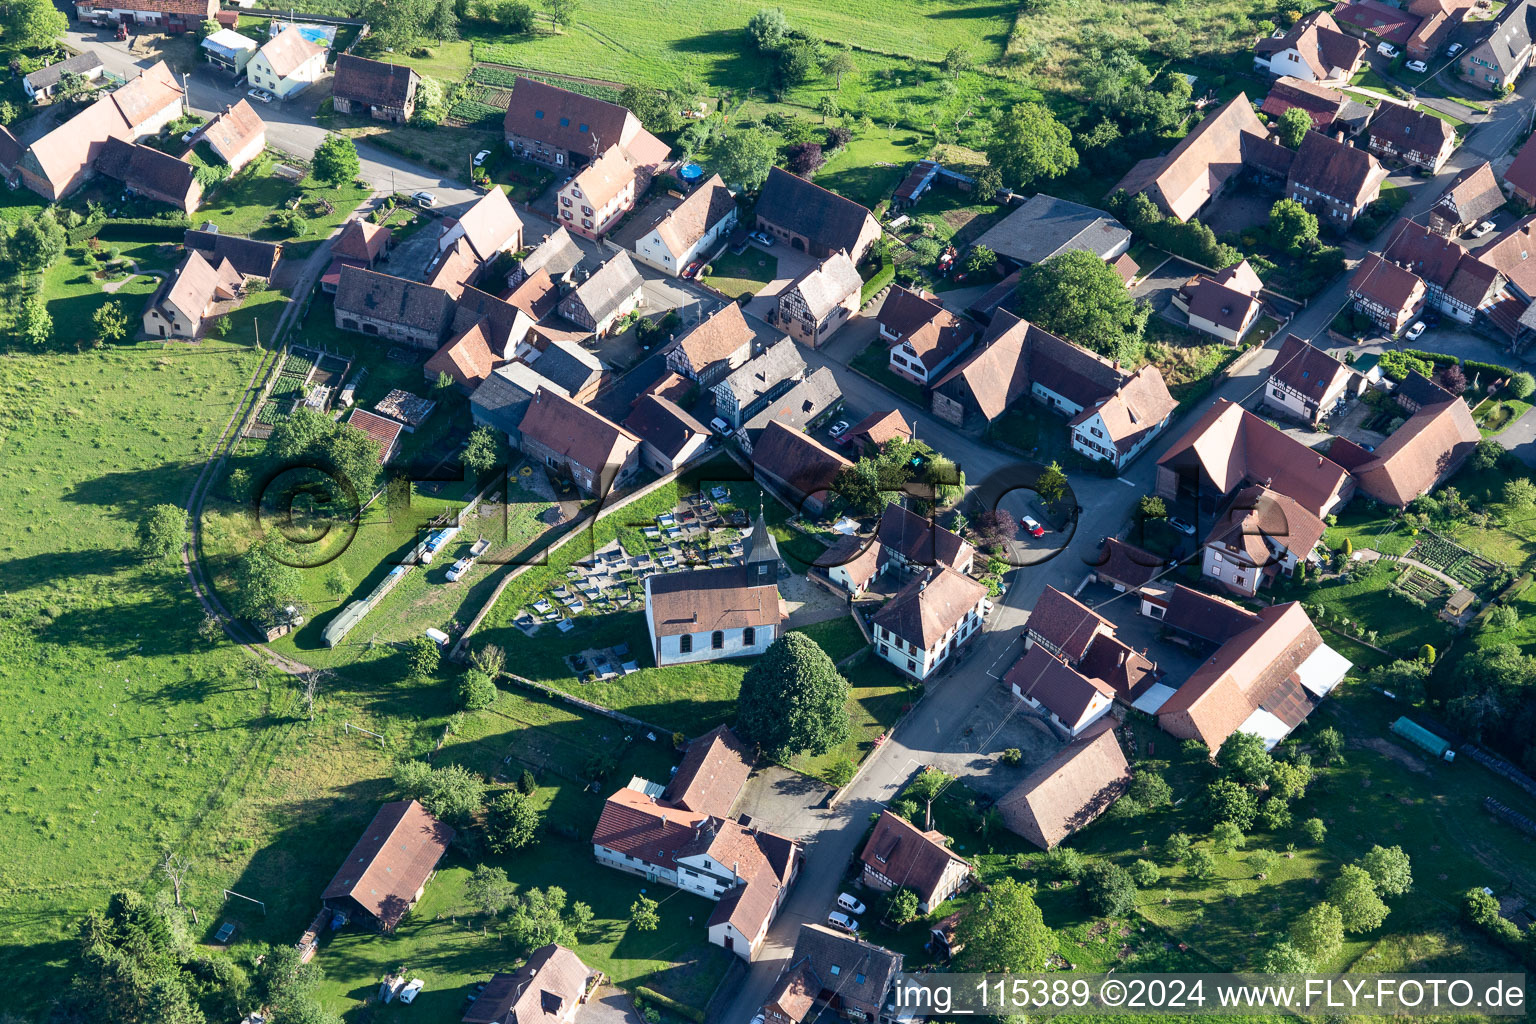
[749,230,775,246]
[1471,220,1497,237]
[1377,42,1399,58]
[399,980,425,1005]
[445,557,471,582]
[473,149,491,166]
[1021,515,1046,538]
[709,416,731,435]
[828,420,849,438]
[412,190,438,208]
[683,260,702,278]
[1446,42,1463,57]
[1406,59,1428,72]
[836,892,867,916]
[181,125,203,142]
[1167,516,1197,536]
[1405,320,1427,341]
[827,910,859,933]
[246,88,274,103]
[213,921,236,943]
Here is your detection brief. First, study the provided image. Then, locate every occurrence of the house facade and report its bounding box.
[517,389,641,497]
[1457,0,1536,91]
[1173,261,1265,344]
[1253,10,1368,82]
[556,145,636,240]
[859,811,971,913]
[142,251,242,338]
[1348,252,1427,331]
[1201,484,1327,596]
[632,173,737,276]
[247,27,326,100]
[1068,365,1177,470]
[777,251,861,348]
[644,516,783,665]
[501,75,670,179]
[879,285,976,385]
[1263,334,1363,424]
[712,337,806,428]
[1366,103,1457,172]
[558,252,644,336]
[75,0,216,33]
[334,265,455,347]
[871,568,988,681]
[331,54,419,123]
[665,302,753,387]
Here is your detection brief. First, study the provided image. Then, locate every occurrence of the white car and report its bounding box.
[828,420,849,438]
[827,910,859,933]
[1377,42,1399,58]
[473,149,492,166]
[1406,59,1428,73]
[445,557,471,582]
[181,125,202,142]
[1471,220,1497,237]
[1405,320,1427,341]
[399,979,425,1004]
[709,416,731,435]
[1167,516,1197,536]
[412,190,438,208]
[1447,42,1463,57]
[836,892,867,916]
[246,88,274,103]
[749,230,775,246]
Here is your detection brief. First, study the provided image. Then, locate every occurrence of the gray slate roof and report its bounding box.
[717,336,806,407]
[973,194,1131,266]
[471,363,565,435]
[568,250,644,324]
[519,226,586,280]
[755,166,878,255]
[743,365,841,440]
[528,340,602,394]
[25,51,103,91]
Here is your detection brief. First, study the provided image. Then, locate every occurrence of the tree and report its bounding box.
[619,84,681,134]
[459,668,498,710]
[941,45,974,80]
[630,894,660,931]
[817,95,839,123]
[953,877,1054,972]
[19,294,51,346]
[462,425,500,477]
[905,767,955,830]
[251,942,323,1007]
[312,134,360,186]
[507,887,579,950]
[1205,778,1258,829]
[1211,821,1245,854]
[137,504,188,563]
[472,643,507,680]
[1312,726,1344,765]
[395,760,485,822]
[321,423,381,497]
[887,887,920,926]
[1216,731,1274,787]
[1082,862,1137,917]
[1472,438,1506,471]
[13,209,65,272]
[1509,372,1535,400]
[1292,901,1345,961]
[1359,845,1412,897]
[964,245,996,275]
[4,0,68,53]
[715,127,778,191]
[1035,460,1067,504]
[1268,759,1312,801]
[823,47,856,88]
[466,864,515,916]
[1016,249,1148,363]
[1163,832,1192,864]
[269,406,332,460]
[542,0,580,30]
[501,0,537,31]
[1276,106,1313,148]
[1136,495,1167,521]
[1302,817,1327,843]
[1184,848,1217,879]
[986,103,1077,190]
[1504,477,1536,510]
[55,70,94,106]
[973,164,1003,201]
[323,566,351,599]
[1270,198,1319,253]
[777,41,822,87]
[406,636,441,678]
[233,543,303,623]
[785,141,826,175]
[1485,603,1520,632]
[746,6,789,51]
[1130,771,1172,809]
[1129,859,1161,887]
[1328,864,1390,933]
[485,790,541,853]
[736,633,851,761]
[1262,940,1313,972]
[426,0,458,41]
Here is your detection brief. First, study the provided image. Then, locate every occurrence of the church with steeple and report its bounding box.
[643,510,787,667]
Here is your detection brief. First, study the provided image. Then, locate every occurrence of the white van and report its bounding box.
[836,892,867,916]
[827,910,859,933]
[424,627,451,647]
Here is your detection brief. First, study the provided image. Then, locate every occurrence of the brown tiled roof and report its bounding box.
[162,250,241,321]
[1436,163,1505,227]
[757,166,879,255]
[463,944,595,1024]
[995,718,1129,849]
[1261,77,1345,129]
[859,811,969,906]
[569,144,636,211]
[112,61,183,128]
[1181,274,1261,331]
[846,409,913,449]
[672,302,753,376]
[258,27,324,79]
[1350,392,1479,505]
[96,136,198,208]
[1255,10,1368,77]
[663,725,752,818]
[426,321,500,388]
[646,562,782,637]
[1078,633,1160,700]
[1204,483,1327,564]
[1157,602,1325,751]
[590,786,707,870]
[1332,0,1419,43]
[872,567,987,650]
[1270,334,1355,398]
[199,99,264,165]
[332,218,391,262]
[1026,585,1110,662]
[97,0,212,15]
[775,925,904,1021]
[1108,95,1267,221]
[0,124,20,172]
[1160,583,1260,644]
[456,187,524,262]
[1446,257,1502,309]
[876,502,974,570]
[23,89,130,192]
[336,265,455,336]
[1368,103,1454,156]
[1472,213,1536,295]
[504,266,560,320]
[1005,644,1115,726]
[1155,398,1353,517]
[933,310,1127,422]
[814,535,883,585]
[646,371,693,403]
[518,388,639,478]
[1349,252,1425,314]
[1093,537,1164,589]
[1504,135,1536,197]
[345,408,404,462]
[1382,219,1464,288]
[623,394,708,460]
[879,286,976,372]
[184,230,281,278]
[454,284,530,352]
[751,420,852,506]
[653,173,736,258]
[1070,364,1176,454]
[504,75,640,160]
[321,800,454,928]
[702,820,797,941]
[765,961,820,1023]
[332,53,417,108]
[1288,130,1387,208]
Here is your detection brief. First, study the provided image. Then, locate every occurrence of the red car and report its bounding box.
[683,261,702,279]
[1021,515,1046,538]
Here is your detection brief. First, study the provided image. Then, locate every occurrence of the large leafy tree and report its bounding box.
[485,790,542,853]
[953,878,1054,971]
[1270,198,1319,253]
[394,760,485,823]
[233,543,303,623]
[1359,845,1413,897]
[1016,249,1148,363]
[619,84,680,134]
[138,504,189,563]
[1082,862,1137,917]
[311,134,360,186]
[1216,731,1274,787]
[1290,902,1344,960]
[986,103,1077,190]
[736,633,851,761]
[715,127,778,191]
[320,421,381,497]
[1276,106,1312,148]
[745,6,789,51]
[3,0,68,53]
[1328,864,1390,933]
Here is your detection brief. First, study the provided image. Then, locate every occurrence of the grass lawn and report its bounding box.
[789,614,867,664]
[331,114,502,179]
[1324,502,1415,558]
[37,241,166,343]
[986,401,1072,460]
[700,248,777,302]
[1378,181,1413,213]
[198,155,372,254]
[1350,65,1396,94]
[1471,395,1532,436]
[814,132,930,211]
[788,651,913,782]
[1293,559,1454,660]
[850,337,925,406]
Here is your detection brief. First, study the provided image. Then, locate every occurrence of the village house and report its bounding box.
[859,810,971,913]
[1173,260,1265,344]
[739,366,842,451]
[184,230,281,279]
[515,334,603,403]
[1005,643,1116,738]
[96,137,201,211]
[1406,0,1464,60]
[1332,0,1421,47]
[321,799,454,931]
[1348,252,1429,332]
[558,251,645,336]
[1286,130,1389,228]
[645,515,783,665]
[878,285,977,385]
[843,409,913,455]
[1383,220,1505,322]
[876,501,975,575]
[74,0,216,34]
[665,302,754,386]
[763,925,906,1024]
[461,945,599,1024]
[17,61,183,200]
[1503,135,1536,205]
[1155,398,1356,518]
[970,193,1131,271]
[200,29,257,76]
[502,75,670,180]
[1069,365,1178,470]
[247,27,326,100]
[777,250,863,348]
[1457,0,1536,91]
[510,227,585,288]
[424,319,501,392]
[556,145,636,240]
[713,336,806,428]
[334,266,455,347]
[1025,585,1112,663]
[141,251,243,338]
[516,388,640,497]
[750,419,852,515]
[624,394,710,474]
[1254,10,1369,82]
[1202,483,1328,596]
[813,535,883,595]
[632,173,738,275]
[470,362,565,447]
[1260,76,1370,134]
[591,726,801,961]
[345,408,404,465]
[440,186,524,267]
[331,54,419,123]
[24,51,104,102]
[322,218,392,293]
[1429,162,1506,236]
[754,166,882,261]
[1019,584,1163,707]
[1263,333,1365,424]
[871,567,989,681]
[1366,102,1457,172]
[1327,370,1480,505]
[994,719,1130,850]
[1093,536,1165,594]
[192,99,265,175]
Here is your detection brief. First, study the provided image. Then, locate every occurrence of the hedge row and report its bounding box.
[633,987,706,1024]
[860,263,895,304]
[1401,348,1517,380]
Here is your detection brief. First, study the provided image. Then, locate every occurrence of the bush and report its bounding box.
[999,747,1023,766]
[1129,859,1161,887]
[1083,862,1138,917]
[1164,832,1192,864]
[1043,845,1085,880]
[458,669,497,710]
[634,988,706,1024]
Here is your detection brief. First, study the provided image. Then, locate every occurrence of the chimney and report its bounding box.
[662,814,668,826]
[1118,650,1127,667]
[1317,455,1324,466]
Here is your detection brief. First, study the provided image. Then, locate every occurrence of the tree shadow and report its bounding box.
[62,461,196,522]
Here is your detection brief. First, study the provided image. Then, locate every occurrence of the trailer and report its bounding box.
[445,537,490,582]
[1391,716,1455,761]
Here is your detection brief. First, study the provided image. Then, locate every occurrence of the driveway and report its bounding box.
[583,986,644,1024]
[1131,256,1201,317]
[921,683,1062,800]
[732,766,835,841]
[743,244,817,323]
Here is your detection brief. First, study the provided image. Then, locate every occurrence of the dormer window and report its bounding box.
[534,110,544,118]
[579,122,588,131]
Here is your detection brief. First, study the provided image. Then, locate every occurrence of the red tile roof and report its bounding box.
[1026,585,1110,663]
[859,811,970,907]
[321,800,454,929]
[663,725,753,819]
[995,719,1129,849]
[346,408,404,463]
